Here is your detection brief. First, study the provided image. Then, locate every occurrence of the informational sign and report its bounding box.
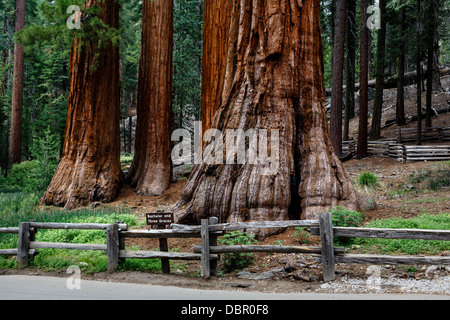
[146,212,174,226]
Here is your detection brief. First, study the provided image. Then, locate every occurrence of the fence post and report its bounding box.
[319,212,335,282]
[17,222,30,268]
[208,217,219,276]
[117,221,126,266]
[201,219,210,278]
[106,223,119,273]
[402,144,407,164]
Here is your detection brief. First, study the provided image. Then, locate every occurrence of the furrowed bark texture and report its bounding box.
[126,0,173,196]
[200,0,231,137]
[172,0,359,238]
[42,0,121,209]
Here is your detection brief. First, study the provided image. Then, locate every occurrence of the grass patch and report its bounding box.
[0,192,167,273]
[408,162,450,191]
[355,213,450,255]
[357,172,381,191]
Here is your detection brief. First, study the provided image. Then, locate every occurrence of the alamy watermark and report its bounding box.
[66,265,81,290]
[66,5,82,30]
[171,122,280,176]
[367,4,381,30]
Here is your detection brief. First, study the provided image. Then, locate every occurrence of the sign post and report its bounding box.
[146,211,174,274]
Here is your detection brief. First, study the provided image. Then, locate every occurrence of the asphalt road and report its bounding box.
[0,275,448,300]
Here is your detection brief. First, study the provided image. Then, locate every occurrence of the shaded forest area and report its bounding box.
[0,0,449,221]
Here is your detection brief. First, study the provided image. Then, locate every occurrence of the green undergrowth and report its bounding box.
[355,213,450,255]
[0,195,169,273]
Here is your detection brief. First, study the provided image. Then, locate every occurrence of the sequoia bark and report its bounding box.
[42,0,121,209]
[172,0,359,238]
[200,0,231,137]
[126,0,174,196]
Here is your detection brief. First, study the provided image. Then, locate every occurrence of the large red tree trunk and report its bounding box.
[200,0,231,137]
[126,0,173,196]
[42,0,121,209]
[172,0,359,238]
[9,0,26,165]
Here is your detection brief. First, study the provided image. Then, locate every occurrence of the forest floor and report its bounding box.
[5,155,449,295]
[80,76,450,295]
[4,76,449,296]
[83,156,448,295]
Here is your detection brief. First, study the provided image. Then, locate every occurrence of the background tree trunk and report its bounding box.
[172,0,359,238]
[200,0,231,138]
[370,0,386,141]
[42,0,121,209]
[330,0,347,156]
[357,0,369,159]
[416,0,422,145]
[126,0,173,196]
[9,0,25,165]
[343,0,357,141]
[396,3,406,126]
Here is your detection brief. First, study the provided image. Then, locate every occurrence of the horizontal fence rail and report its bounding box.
[311,227,450,241]
[343,127,450,163]
[312,223,450,271]
[1,213,449,281]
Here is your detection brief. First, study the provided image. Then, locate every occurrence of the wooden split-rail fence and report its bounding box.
[398,127,450,143]
[343,140,450,163]
[1,213,449,282]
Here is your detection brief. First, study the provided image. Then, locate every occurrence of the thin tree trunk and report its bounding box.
[9,0,26,165]
[127,116,132,154]
[126,0,173,196]
[370,0,386,141]
[416,0,422,145]
[330,0,347,156]
[426,0,439,127]
[357,0,369,158]
[42,0,121,209]
[200,0,231,138]
[426,38,434,128]
[343,0,357,141]
[171,0,360,238]
[396,3,406,126]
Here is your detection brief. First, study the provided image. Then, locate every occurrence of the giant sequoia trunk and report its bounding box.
[126,0,173,196]
[200,0,231,137]
[42,0,121,209]
[9,0,26,165]
[172,0,359,237]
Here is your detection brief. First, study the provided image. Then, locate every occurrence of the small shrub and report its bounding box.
[331,206,364,228]
[293,227,311,244]
[330,206,364,246]
[358,172,380,190]
[218,231,258,272]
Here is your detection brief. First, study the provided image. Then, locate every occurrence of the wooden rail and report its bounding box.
[311,223,450,270]
[343,139,450,163]
[1,213,449,281]
[398,126,450,143]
